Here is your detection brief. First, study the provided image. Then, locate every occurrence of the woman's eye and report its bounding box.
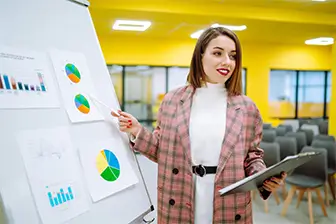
[214,52,222,56]
[229,55,236,60]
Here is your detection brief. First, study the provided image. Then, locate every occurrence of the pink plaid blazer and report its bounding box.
[131,85,269,223]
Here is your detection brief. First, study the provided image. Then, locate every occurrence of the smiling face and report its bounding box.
[202,35,236,84]
[187,27,243,95]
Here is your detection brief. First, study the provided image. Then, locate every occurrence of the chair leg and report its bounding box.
[273,191,281,205]
[264,199,269,213]
[307,190,314,224]
[328,174,336,201]
[296,189,305,208]
[324,181,330,206]
[282,183,287,200]
[281,185,296,216]
[252,190,256,200]
[315,188,328,217]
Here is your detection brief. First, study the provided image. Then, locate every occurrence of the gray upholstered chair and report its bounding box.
[311,140,336,204]
[275,136,298,160]
[256,142,281,212]
[262,129,276,143]
[263,123,272,130]
[278,124,293,133]
[260,142,281,168]
[275,136,298,199]
[298,128,314,146]
[318,120,329,135]
[301,124,319,136]
[313,134,335,142]
[285,131,307,152]
[275,126,287,136]
[281,147,328,224]
[298,119,310,128]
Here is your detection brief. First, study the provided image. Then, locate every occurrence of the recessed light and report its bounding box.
[190,24,247,39]
[305,37,334,45]
[190,29,205,39]
[312,0,326,2]
[112,20,151,31]
[211,24,247,31]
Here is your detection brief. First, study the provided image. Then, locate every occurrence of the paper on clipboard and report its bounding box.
[218,151,321,196]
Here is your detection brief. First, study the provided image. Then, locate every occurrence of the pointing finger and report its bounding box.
[118,111,132,118]
[111,111,120,117]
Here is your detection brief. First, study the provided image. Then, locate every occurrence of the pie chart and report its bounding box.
[74,94,90,114]
[65,63,81,83]
[96,149,120,182]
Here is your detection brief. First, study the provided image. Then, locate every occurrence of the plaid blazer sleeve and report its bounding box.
[243,104,271,200]
[129,97,167,163]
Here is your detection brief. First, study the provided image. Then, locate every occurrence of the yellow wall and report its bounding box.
[329,43,336,136]
[99,36,332,127]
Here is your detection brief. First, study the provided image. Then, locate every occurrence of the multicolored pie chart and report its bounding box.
[65,63,81,83]
[96,150,121,182]
[74,94,90,114]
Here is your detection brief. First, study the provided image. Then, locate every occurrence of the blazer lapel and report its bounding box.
[176,85,194,168]
[215,96,243,182]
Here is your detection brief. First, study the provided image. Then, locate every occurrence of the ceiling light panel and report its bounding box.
[112,20,151,31]
[190,24,247,39]
[305,37,334,45]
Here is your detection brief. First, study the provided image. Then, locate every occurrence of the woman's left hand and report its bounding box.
[263,172,287,192]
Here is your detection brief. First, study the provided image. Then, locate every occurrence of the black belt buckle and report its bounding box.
[193,164,206,177]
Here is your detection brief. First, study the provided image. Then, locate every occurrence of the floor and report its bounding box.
[252,189,336,224]
[137,155,336,224]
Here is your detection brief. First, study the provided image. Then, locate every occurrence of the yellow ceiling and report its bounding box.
[89,0,336,45]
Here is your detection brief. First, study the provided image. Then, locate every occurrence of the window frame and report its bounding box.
[269,69,330,120]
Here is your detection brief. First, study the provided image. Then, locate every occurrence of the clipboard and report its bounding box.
[218,151,321,196]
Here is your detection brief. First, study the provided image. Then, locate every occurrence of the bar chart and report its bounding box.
[0,72,47,92]
[47,186,74,208]
[0,46,60,108]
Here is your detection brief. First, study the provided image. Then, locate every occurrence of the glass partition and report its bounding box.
[124,66,166,121]
[269,70,296,118]
[298,71,325,118]
[269,69,330,119]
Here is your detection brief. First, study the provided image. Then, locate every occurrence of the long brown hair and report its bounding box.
[187,27,243,96]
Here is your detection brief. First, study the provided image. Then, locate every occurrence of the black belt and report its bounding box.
[192,165,217,177]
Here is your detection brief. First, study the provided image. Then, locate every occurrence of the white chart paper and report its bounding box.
[17,127,90,224]
[0,45,60,109]
[49,49,103,123]
[78,136,139,202]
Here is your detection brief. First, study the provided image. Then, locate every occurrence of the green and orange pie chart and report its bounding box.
[65,63,81,83]
[74,94,90,114]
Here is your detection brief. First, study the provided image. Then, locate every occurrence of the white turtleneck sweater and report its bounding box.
[189,82,228,224]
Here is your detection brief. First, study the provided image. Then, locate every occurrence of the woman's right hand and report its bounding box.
[111,110,142,137]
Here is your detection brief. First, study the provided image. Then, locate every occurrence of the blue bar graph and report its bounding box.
[60,188,66,202]
[54,197,59,206]
[48,192,55,207]
[0,75,3,89]
[18,82,23,90]
[3,75,11,90]
[68,187,74,200]
[0,73,47,92]
[47,186,75,208]
[37,73,47,92]
[57,193,62,204]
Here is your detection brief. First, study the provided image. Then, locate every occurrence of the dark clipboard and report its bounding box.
[219,152,321,196]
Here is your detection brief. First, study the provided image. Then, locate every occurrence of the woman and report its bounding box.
[112,27,286,223]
